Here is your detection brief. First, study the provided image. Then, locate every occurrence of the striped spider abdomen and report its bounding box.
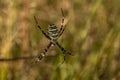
[48,24,59,44]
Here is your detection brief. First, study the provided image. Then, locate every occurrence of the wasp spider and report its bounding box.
[34,8,71,63]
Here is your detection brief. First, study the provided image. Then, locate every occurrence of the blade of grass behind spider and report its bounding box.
[0,1,17,80]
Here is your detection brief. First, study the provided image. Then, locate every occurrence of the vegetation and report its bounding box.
[0,0,120,80]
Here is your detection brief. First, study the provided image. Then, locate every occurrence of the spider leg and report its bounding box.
[58,8,66,37]
[34,16,51,40]
[56,41,71,63]
[56,41,71,55]
[37,42,52,61]
[58,25,66,37]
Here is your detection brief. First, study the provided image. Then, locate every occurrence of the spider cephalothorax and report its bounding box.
[34,8,71,63]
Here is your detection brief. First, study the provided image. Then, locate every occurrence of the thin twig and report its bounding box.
[0,55,37,62]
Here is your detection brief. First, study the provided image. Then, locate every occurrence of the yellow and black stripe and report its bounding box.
[48,24,59,44]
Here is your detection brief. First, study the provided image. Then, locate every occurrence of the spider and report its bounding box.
[34,8,71,63]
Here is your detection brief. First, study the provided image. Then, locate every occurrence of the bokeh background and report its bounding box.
[0,0,120,80]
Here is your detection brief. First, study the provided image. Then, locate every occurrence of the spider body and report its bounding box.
[34,8,71,63]
[48,24,59,44]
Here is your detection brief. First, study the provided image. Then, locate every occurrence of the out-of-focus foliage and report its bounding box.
[0,0,120,80]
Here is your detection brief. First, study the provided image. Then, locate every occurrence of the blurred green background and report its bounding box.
[0,0,120,80]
